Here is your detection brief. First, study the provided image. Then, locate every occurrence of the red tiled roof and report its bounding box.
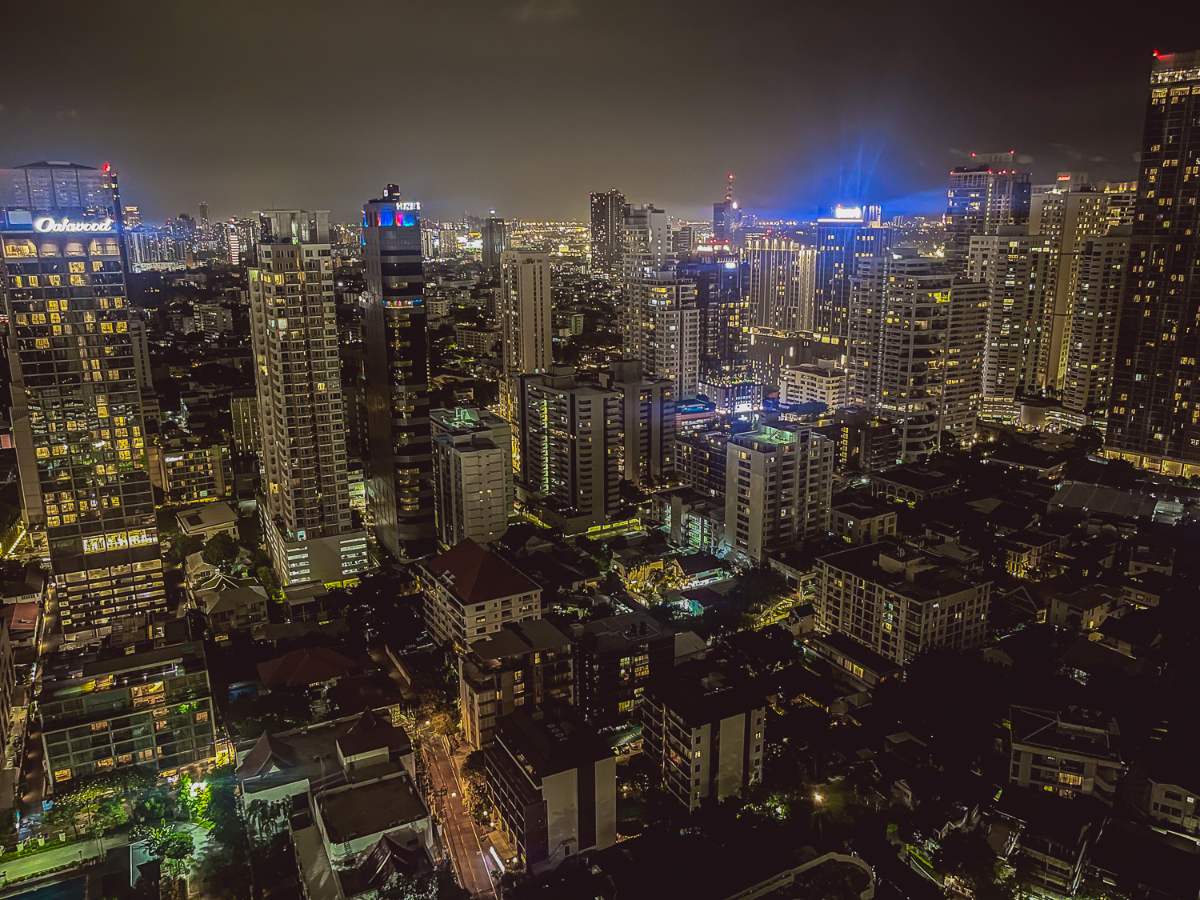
[257,646,357,689]
[423,539,539,606]
[2,602,38,636]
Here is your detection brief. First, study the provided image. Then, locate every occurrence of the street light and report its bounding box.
[812,790,824,805]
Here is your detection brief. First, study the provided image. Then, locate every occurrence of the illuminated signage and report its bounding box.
[396,201,421,211]
[832,205,863,220]
[34,216,114,234]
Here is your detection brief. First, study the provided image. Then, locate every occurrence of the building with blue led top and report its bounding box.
[362,185,434,558]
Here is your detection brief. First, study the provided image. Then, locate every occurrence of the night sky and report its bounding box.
[4,0,1197,223]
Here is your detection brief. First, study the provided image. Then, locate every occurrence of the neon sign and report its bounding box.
[34,216,115,234]
[832,205,863,220]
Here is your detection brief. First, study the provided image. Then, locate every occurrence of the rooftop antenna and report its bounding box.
[724,172,736,203]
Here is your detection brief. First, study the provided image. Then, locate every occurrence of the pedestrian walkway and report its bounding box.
[0,830,128,890]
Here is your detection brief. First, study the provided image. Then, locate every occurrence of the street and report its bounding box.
[422,737,495,898]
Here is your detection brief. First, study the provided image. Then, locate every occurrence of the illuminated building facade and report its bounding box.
[0,161,165,643]
[599,360,676,487]
[431,407,513,548]
[1062,232,1130,416]
[518,369,621,523]
[814,205,891,340]
[249,210,367,587]
[1106,50,1200,477]
[945,154,1032,262]
[498,250,552,419]
[588,189,627,274]
[362,186,434,556]
[677,248,747,377]
[746,236,816,332]
[724,424,834,565]
[622,270,700,401]
[967,230,1057,404]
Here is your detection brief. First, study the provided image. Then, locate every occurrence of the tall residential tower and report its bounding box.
[0,162,165,642]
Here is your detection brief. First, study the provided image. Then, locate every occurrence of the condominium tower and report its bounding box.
[0,161,165,642]
[249,210,367,587]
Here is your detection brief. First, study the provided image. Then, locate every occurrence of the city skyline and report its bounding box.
[4,1,1195,222]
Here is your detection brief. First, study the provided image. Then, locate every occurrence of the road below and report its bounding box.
[422,737,495,898]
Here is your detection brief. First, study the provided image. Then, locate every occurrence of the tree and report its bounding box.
[202,532,240,569]
[934,830,1015,900]
[167,534,205,566]
[133,824,195,880]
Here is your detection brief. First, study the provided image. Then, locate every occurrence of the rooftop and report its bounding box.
[423,539,540,606]
[257,646,358,689]
[817,540,987,604]
[316,771,428,845]
[1010,705,1121,762]
[494,706,613,780]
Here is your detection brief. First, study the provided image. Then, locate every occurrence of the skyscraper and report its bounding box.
[518,369,621,524]
[249,210,367,587]
[498,250,553,419]
[481,215,508,277]
[677,247,748,377]
[945,153,1032,262]
[362,185,434,556]
[967,230,1058,407]
[619,203,672,278]
[589,189,627,275]
[599,360,676,487]
[1106,49,1200,476]
[814,205,891,341]
[712,172,742,243]
[745,236,817,332]
[1028,178,1137,392]
[0,161,165,643]
[1063,231,1130,416]
[851,252,988,458]
[622,270,701,401]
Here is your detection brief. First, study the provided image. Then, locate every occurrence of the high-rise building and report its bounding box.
[712,172,742,243]
[1028,179,1137,392]
[967,229,1058,406]
[619,203,672,278]
[849,252,987,458]
[498,250,553,419]
[814,205,891,340]
[945,153,1032,262]
[518,369,621,524]
[481,215,508,277]
[1106,50,1200,477]
[0,161,166,643]
[1063,231,1131,416]
[599,360,676,487]
[724,424,834,565]
[361,186,433,557]
[677,248,748,377]
[430,407,513,548]
[588,189,627,275]
[249,210,367,587]
[745,237,817,332]
[622,270,701,400]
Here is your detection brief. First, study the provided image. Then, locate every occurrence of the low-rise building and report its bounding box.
[419,539,542,647]
[459,619,575,750]
[1009,705,1124,804]
[176,501,239,542]
[829,499,898,546]
[1144,757,1200,837]
[815,540,992,666]
[869,465,959,505]
[484,706,616,873]
[641,664,767,811]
